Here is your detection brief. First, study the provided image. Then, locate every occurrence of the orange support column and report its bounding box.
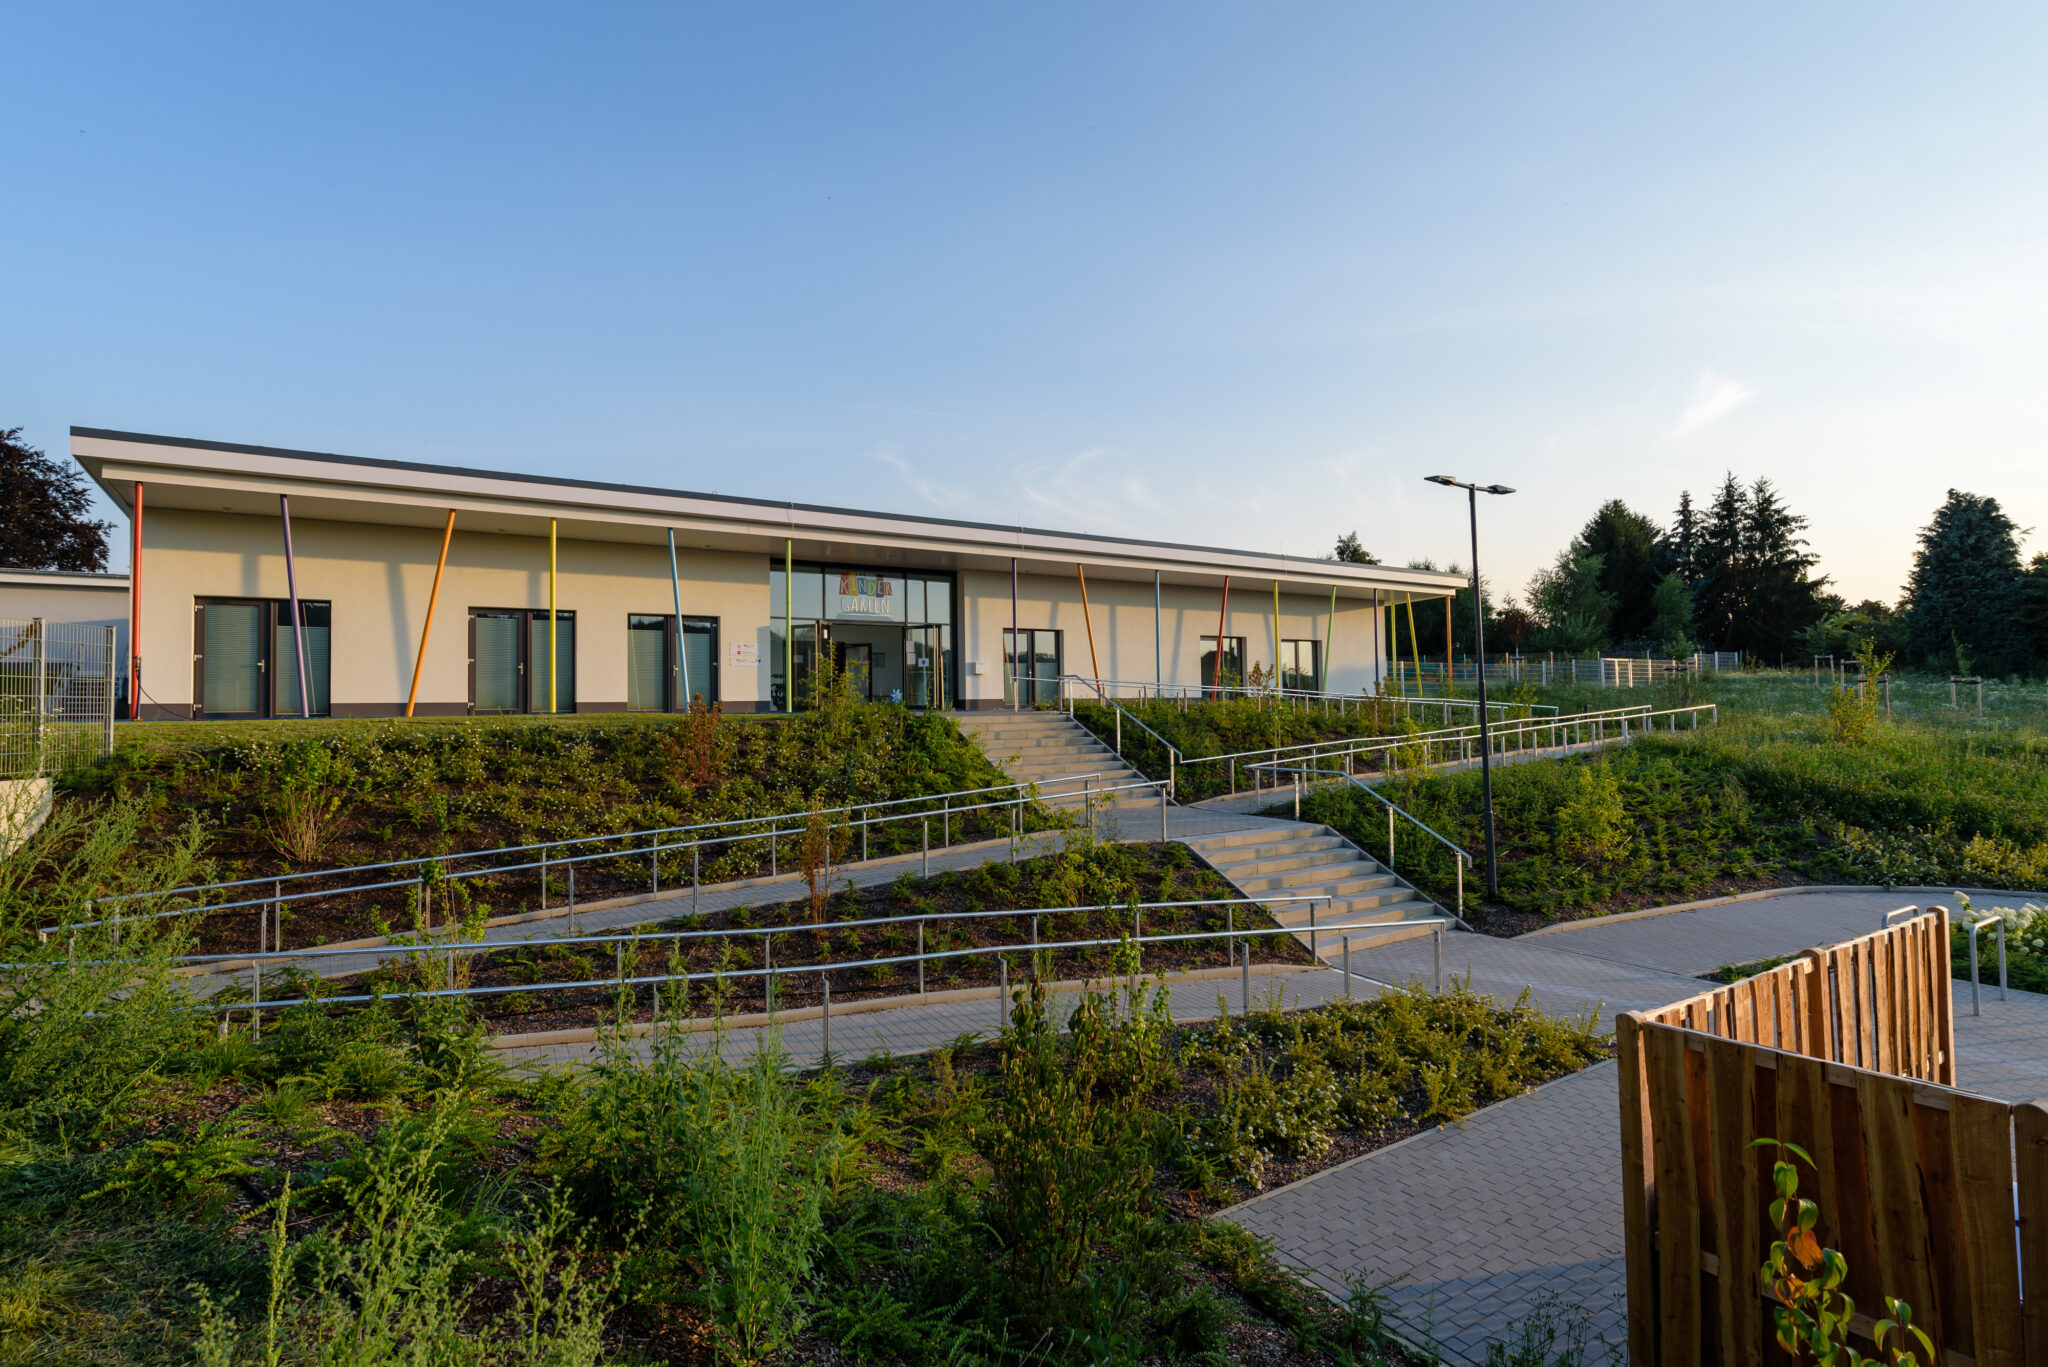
[1076,563,1101,682]
[405,511,457,717]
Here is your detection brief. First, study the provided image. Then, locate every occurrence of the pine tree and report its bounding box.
[1665,490,1699,582]
[2015,553,2048,673]
[1901,490,2027,674]
[1692,473,1750,648]
[1737,478,1829,658]
[0,428,112,571]
[1570,500,1664,643]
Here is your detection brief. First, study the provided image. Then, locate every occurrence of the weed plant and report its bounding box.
[1,801,1605,1365]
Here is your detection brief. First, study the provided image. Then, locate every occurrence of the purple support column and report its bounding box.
[280,495,311,719]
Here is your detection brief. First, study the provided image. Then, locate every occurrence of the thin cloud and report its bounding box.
[868,449,978,514]
[1669,371,1759,442]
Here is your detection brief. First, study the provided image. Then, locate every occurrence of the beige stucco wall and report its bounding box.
[955,568,1390,704]
[133,509,1420,717]
[137,509,773,714]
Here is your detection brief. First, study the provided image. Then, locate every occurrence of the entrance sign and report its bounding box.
[832,571,902,621]
[730,641,759,666]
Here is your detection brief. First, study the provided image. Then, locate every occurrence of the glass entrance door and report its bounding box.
[791,621,829,709]
[904,625,946,709]
[836,642,873,700]
[1002,629,1062,706]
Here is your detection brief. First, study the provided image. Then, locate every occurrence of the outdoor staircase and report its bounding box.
[1181,823,1447,957]
[954,708,1155,806]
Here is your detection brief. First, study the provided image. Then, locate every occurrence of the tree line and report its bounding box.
[1337,479,2048,676]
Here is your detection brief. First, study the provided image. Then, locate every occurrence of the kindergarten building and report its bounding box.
[67,427,1462,720]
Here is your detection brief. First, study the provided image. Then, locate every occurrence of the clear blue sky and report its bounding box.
[7,4,2046,603]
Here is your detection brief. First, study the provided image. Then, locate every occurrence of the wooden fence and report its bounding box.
[1618,909,2048,1366]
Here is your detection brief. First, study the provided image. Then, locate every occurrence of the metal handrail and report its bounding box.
[56,772,1170,934]
[178,896,1459,1018]
[166,894,1330,970]
[1066,673,1561,718]
[1965,914,2009,1017]
[1178,701,1660,770]
[1046,674,1184,793]
[88,770,1093,909]
[1245,761,1472,915]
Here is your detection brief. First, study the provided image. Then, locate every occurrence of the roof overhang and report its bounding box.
[73,428,1465,602]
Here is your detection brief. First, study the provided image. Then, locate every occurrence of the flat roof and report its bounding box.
[72,426,1463,599]
[0,566,129,588]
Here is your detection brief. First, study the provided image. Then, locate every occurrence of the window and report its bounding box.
[1280,639,1321,693]
[627,615,720,712]
[193,599,331,719]
[468,609,576,714]
[1002,628,1061,706]
[1200,635,1246,692]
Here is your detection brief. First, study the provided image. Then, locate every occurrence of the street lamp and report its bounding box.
[1424,475,1516,902]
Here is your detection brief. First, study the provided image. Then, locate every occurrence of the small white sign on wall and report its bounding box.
[730,641,759,666]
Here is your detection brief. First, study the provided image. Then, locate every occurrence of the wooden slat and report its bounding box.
[1775,1051,1840,1258]
[1732,977,1756,1044]
[1872,933,1896,1074]
[1950,1094,2022,1367]
[1934,907,1958,1087]
[1803,947,1833,1065]
[1857,1072,1940,1347]
[1914,1098,1966,1354]
[1647,1025,1703,1366]
[2016,1102,2048,1367]
[1616,1012,1658,1367]
[1708,1037,1765,1367]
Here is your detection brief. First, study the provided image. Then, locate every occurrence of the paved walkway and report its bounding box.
[1219,890,2048,1364]
[493,963,1363,1071]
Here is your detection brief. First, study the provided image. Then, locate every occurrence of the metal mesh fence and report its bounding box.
[0,618,117,779]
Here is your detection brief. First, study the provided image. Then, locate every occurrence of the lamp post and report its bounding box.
[1425,475,1515,902]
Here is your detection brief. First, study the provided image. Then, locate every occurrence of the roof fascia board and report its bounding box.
[74,431,1466,597]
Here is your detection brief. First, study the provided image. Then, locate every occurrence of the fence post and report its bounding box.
[997,956,1008,1033]
[1387,806,1395,869]
[922,816,930,878]
[1457,857,1464,916]
[692,845,700,914]
[1241,956,1249,1013]
[103,623,116,756]
[918,919,926,996]
[1160,786,1168,842]
[764,932,774,1016]
[1434,923,1443,993]
[650,835,659,893]
[1343,936,1351,998]
[568,867,576,932]
[32,619,46,771]
[821,977,831,1061]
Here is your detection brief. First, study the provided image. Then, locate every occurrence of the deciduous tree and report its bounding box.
[1571,500,1663,642]
[0,428,112,571]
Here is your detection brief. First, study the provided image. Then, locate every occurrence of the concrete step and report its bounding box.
[1200,836,1355,867]
[1181,821,1447,958]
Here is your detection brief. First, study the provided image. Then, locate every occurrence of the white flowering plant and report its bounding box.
[1951,893,2048,993]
